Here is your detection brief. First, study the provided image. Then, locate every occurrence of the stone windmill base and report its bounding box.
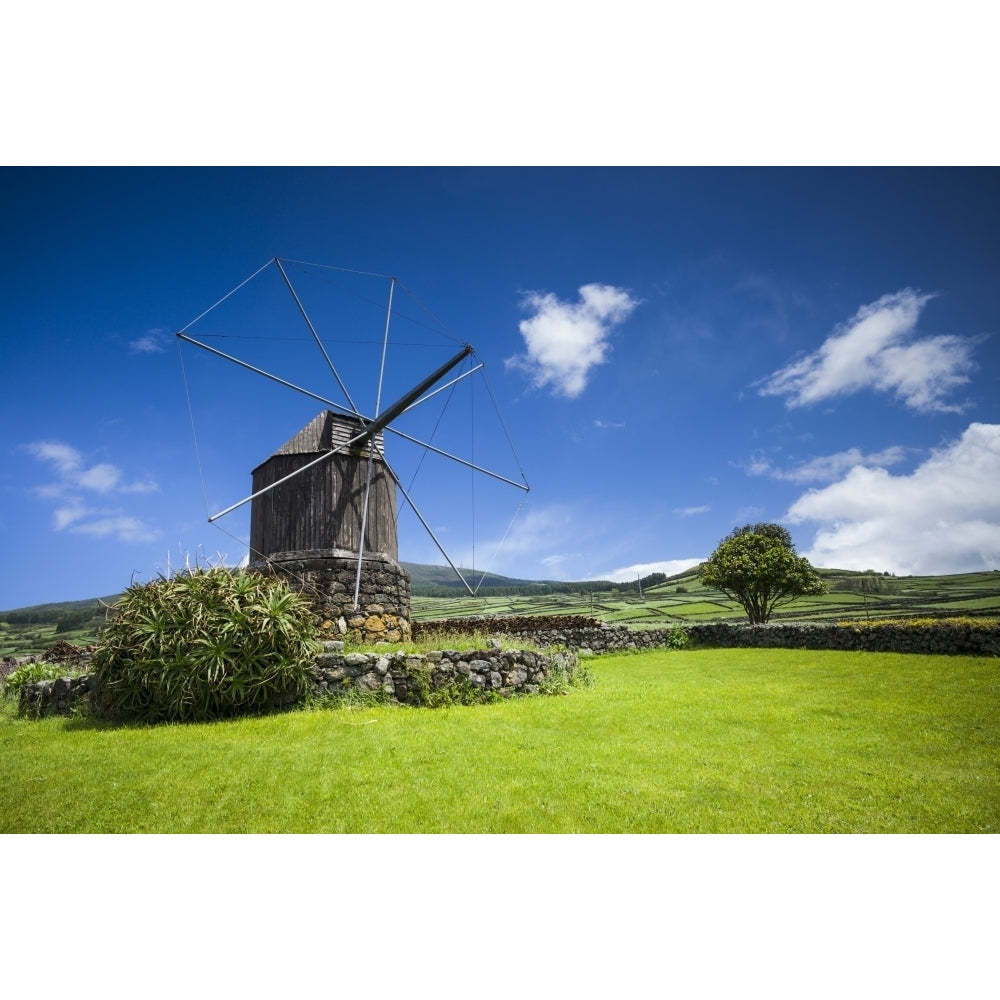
[251,549,412,645]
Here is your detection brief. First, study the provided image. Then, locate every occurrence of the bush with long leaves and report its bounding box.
[91,568,321,723]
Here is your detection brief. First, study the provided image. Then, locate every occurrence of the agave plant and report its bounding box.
[91,567,320,723]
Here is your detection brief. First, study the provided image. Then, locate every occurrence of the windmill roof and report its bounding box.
[255,410,385,467]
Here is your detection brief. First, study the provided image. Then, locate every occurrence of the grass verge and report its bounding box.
[1,648,996,833]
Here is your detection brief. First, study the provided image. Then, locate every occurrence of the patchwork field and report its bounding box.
[3,568,1000,659]
[411,567,1000,627]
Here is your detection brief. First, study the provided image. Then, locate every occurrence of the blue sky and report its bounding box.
[2,167,998,608]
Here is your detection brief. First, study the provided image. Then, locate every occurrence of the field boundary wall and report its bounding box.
[14,619,998,718]
[16,642,580,717]
[476,619,1000,656]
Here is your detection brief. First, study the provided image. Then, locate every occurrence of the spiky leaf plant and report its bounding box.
[91,568,320,723]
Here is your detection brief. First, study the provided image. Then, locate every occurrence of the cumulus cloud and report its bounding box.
[506,283,640,398]
[757,289,980,413]
[24,440,160,543]
[27,441,83,476]
[604,558,704,583]
[786,422,1000,574]
[540,554,569,574]
[747,445,909,484]
[68,514,159,542]
[129,328,170,354]
[26,441,158,496]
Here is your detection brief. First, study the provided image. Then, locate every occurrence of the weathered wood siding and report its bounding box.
[250,412,398,559]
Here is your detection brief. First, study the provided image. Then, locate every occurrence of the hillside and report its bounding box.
[400,561,632,596]
[3,566,999,659]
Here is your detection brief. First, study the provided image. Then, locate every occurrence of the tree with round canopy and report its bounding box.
[699,523,826,624]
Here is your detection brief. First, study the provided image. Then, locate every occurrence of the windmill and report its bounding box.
[176,258,530,642]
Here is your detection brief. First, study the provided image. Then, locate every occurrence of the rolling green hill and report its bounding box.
[3,566,999,659]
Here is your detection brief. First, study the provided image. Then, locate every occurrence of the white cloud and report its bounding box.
[52,501,160,542]
[757,289,980,413]
[603,558,704,583]
[119,478,160,494]
[747,445,909,484]
[540,554,569,574]
[594,418,626,430]
[25,440,159,496]
[786,422,1000,574]
[70,515,160,543]
[129,328,170,354]
[76,462,121,493]
[26,441,84,475]
[53,503,87,530]
[506,283,640,398]
[24,440,161,544]
[673,505,711,517]
[474,504,578,561]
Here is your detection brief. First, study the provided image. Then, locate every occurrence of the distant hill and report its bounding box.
[0,594,122,623]
[3,564,998,659]
[400,561,666,597]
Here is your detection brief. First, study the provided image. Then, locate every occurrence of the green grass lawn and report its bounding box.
[2,648,996,833]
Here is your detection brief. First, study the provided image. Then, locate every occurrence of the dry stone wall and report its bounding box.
[15,641,580,717]
[14,618,997,719]
[18,674,94,717]
[478,619,1000,656]
[313,641,578,705]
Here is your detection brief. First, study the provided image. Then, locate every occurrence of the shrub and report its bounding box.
[836,616,999,631]
[90,568,321,723]
[1,661,83,699]
[665,625,690,650]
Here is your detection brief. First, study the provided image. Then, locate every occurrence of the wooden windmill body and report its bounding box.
[250,411,397,561]
[249,411,411,644]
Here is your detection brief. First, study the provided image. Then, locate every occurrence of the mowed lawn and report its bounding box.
[2,648,996,833]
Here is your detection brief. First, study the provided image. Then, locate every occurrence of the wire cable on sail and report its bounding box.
[176,332,355,417]
[472,500,527,594]
[385,425,529,491]
[275,258,360,415]
[177,258,276,336]
[478,353,530,490]
[177,337,212,520]
[354,278,395,608]
[372,443,475,597]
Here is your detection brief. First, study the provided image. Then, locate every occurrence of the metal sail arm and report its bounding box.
[207,441,355,522]
[352,278,396,608]
[176,332,356,417]
[206,415,386,522]
[377,453,476,597]
[384,425,530,492]
[274,257,360,414]
[353,344,474,446]
[404,362,484,412]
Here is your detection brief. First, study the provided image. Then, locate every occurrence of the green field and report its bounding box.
[4,568,1000,659]
[411,567,1000,627]
[3,648,996,833]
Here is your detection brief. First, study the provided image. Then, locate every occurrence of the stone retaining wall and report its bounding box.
[14,619,997,718]
[486,620,1000,657]
[15,642,580,717]
[18,674,94,718]
[313,642,578,706]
